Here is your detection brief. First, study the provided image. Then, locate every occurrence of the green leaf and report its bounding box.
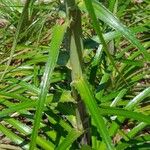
[0,124,29,149]
[110,87,150,135]
[55,129,83,150]
[81,145,95,150]
[29,23,68,150]
[0,0,32,81]
[1,119,55,150]
[116,134,150,150]
[83,0,128,85]
[73,78,115,150]
[99,106,150,124]
[5,78,40,94]
[127,122,147,138]
[0,91,31,102]
[0,101,35,118]
[110,89,127,107]
[125,87,150,110]
[79,0,150,61]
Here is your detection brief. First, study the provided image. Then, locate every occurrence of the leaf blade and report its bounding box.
[29,23,67,150]
[73,78,115,150]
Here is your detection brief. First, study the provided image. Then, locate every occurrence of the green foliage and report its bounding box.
[0,0,149,150]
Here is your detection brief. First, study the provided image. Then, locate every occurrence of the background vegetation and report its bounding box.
[0,0,150,150]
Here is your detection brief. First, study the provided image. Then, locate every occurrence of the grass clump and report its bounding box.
[0,0,149,150]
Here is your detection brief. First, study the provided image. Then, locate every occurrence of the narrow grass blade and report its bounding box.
[0,124,29,149]
[0,119,54,150]
[4,118,31,135]
[36,136,55,150]
[99,107,150,124]
[0,91,31,102]
[29,23,67,150]
[73,78,115,150]
[127,122,147,138]
[79,0,150,61]
[91,45,103,67]
[105,87,150,141]
[92,26,148,45]
[83,0,128,85]
[110,89,127,107]
[108,0,116,12]
[0,101,35,118]
[55,129,83,150]
[6,78,40,94]
[116,138,150,150]
[0,144,21,150]
[46,111,72,133]
[116,123,148,150]
[96,67,112,100]
[125,87,150,110]
[0,0,32,81]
